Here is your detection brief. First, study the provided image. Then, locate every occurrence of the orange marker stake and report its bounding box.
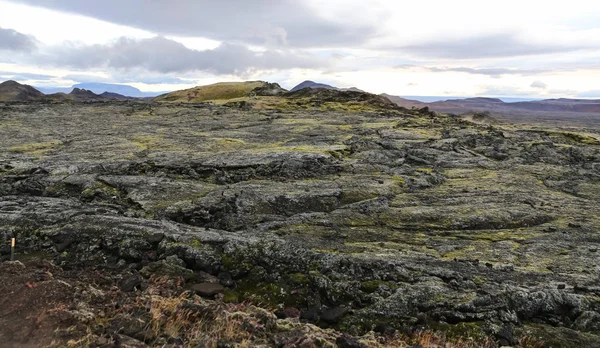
[10,238,15,261]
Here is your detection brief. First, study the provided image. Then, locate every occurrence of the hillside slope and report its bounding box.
[155,81,267,102]
[0,80,44,101]
[380,93,427,108]
[385,93,600,115]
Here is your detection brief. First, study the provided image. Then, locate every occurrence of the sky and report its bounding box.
[1,0,600,98]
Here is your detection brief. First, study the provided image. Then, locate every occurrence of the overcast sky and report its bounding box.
[1,0,600,98]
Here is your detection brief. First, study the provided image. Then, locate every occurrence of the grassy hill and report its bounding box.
[155,80,405,112]
[155,81,267,102]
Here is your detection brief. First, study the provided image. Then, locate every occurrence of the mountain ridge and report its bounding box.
[382,92,600,115]
[0,80,133,102]
[3,79,600,116]
[37,83,164,97]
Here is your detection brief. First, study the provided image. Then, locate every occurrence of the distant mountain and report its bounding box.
[69,88,103,100]
[0,80,44,101]
[45,88,130,102]
[380,93,427,109]
[37,83,163,97]
[290,80,338,92]
[73,83,155,97]
[398,96,542,103]
[99,91,132,100]
[383,92,600,115]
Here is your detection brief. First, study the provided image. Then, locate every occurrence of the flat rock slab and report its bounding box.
[120,274,143,292]
[191,283,224,297]
[321,306,349,323]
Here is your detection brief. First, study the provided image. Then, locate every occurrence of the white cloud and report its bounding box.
[2,0,600,98]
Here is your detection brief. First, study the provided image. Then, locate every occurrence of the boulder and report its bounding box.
[191,283,224,297]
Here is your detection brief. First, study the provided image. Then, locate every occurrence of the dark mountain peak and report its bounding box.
[290,80,338,92]
[66,88,104,101]
[71,87,90,93]
[249,82,288,96]
[0,80,44,101]
[70,88,98,96]
[1,80,21,87]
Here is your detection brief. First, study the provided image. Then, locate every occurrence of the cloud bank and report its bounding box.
[0,27,37,51]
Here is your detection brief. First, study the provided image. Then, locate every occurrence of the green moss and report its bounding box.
[204,137,252,152]
[339,190,378,205]
[360,280,396,293]
[129,134,165,151]
[472,276,486,285]
[81,181,121,201]
[432,321,489,343]
[8,141,62,155]
[548,131,600,145]
[288,273,310,285]
[391,175,406,186]
[223,289,241,303]
[517,323,600,348]
[234,281,293,308]
[221,254,235,270]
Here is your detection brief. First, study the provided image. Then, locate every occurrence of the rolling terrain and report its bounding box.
[383,93,600,129]
[1,81,600,347]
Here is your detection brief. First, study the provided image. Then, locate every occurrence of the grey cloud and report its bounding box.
[61,74,112,83]
[120,75,191,85]
[0,27,37,52]
[395,64,552,76]
[428,67,549,76]
[0,71,55,80]
[395,33,593,59]
[38,36,325,75]
[13,0,378,48]
[530,80,547,89]
[63,73,189,85]
[393,64,417,69]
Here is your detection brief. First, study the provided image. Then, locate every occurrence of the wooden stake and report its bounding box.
[10,238,15,261]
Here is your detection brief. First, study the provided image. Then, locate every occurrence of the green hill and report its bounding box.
[154,81,267,102]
